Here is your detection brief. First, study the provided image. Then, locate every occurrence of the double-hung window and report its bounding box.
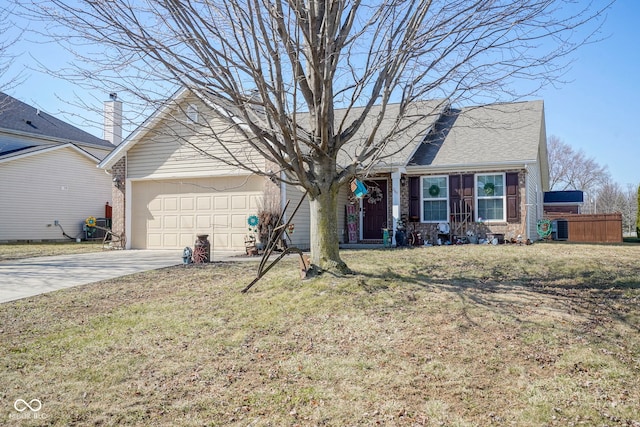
[476,174,505,221]
[422,176,448,222]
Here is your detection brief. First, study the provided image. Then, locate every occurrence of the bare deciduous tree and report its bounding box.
[24,0,611,272]
[547,135,610,208]
[593,181,638,235]
[0,5,24,105]
[622,183,639,236]
[636,184,640,238]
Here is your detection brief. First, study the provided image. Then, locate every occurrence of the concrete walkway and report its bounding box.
[0,249,249,304]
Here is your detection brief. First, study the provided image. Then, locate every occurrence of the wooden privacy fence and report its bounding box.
[545,213,623,243]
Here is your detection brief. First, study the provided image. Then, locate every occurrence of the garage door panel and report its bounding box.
[231,214,248,228]
[180,234,194,247]
[196,215,211,228]
[164,197,178,211]
[180,215,194,228]
[164,215,178,229]
[149,199,162,211]
[249,195,262,209]
[231,233,248,248]
[231,195,247,209]
[148,233,162,247]
[213,214,228,228]
[181,197,194,211]
[132,177,263,250]
[148,216,162,229]
[214,196,228,209]
[163,233,178,247]
[213,234,228,249]
[197,196,211,210]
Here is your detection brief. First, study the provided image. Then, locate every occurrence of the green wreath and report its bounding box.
[367,186,383,204]
[483,182,495,196]
[428,184,440,197]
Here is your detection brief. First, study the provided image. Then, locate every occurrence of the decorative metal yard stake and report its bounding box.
[241,190,309,293]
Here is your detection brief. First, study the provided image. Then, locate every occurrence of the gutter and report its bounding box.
[405,159,538,175]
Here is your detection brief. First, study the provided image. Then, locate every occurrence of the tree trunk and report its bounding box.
[308,186,352,275]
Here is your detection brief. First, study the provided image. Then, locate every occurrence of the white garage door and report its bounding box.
[131,176,264,250]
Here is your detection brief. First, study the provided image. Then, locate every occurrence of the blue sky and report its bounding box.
[5,1,639,187]
[532,1,640,188]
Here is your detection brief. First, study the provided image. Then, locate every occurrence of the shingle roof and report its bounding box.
[544,190,584,204]
[0,143,101,164]
[334,100,447,169]
[0,92,113,152]
[293,99,446,169]
[408,100,544,167]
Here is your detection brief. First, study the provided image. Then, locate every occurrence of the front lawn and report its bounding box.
[1,243,639,426]
[0,241,104,261]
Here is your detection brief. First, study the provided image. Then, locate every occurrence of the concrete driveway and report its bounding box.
[0,250,182,304]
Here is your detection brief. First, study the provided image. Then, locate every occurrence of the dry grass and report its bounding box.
[0,242,104,261]
[1,243,639,426]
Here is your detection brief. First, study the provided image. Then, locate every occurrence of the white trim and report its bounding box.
[406,160,537,175]
[475,172,507,223]
[0,143,100,165]
[391,169,404,245]
[126,169,255,181]
[420,175,449,223]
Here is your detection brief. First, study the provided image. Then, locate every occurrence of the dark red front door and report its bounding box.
[362,180,388,240]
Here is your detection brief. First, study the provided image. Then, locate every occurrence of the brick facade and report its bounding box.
[398,170,527,244]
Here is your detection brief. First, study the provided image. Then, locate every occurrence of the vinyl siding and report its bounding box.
[336,184,350,244]
[526,163,541,240]
[127,97,265,179]
[0,147,112,241]
[280,183,350,249]
[284,183,311,250]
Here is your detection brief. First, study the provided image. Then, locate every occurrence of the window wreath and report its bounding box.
[483,182,495,196]
[428,184,440,197]
[367,186,383,204]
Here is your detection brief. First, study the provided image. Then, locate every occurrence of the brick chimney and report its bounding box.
[103,93,123,146]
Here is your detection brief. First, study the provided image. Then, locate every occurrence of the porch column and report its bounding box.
[391,169,404,246]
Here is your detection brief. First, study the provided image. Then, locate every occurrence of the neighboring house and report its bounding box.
[543,190,584,215]
[0,93,118,242]
[98,87,549,251]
